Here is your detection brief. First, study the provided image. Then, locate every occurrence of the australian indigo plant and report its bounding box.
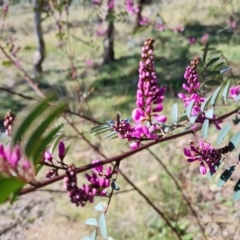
[0,37,240,240]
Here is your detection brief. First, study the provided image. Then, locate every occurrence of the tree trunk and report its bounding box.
[33,0,45,74]
[103,20,114,64]
[102,0,114,64]
[134,0,151,30]
[134,2,143,30]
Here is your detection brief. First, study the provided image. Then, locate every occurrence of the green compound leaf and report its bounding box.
[228,132,240,152]
[94,128,112,136]
[90,125,112,134]
[189,114,199,124]
[205,57,220,69]
[24,102,66,158]
[217,165,236,188]
[94,202,105,212]
[186,99,195,118]
[216,123,231,145]
[201,119,209,140]
[205,108,214,119]
[91,229,97,240]
[111,181,120,191]
[234,94,240,101]
[232,115,240,125]
[49,134,63,154]
[210,86,222,106]
[200,96,211,111]
[205,80,221,87]
[207,53,221,60]
[103,131,117,140]
[171,103,178,122]
[99,213,108,240]
[0,175,25,204]
[220,67,231,74]
[233,179,240,202]
[81,237,91,240]
[12,94,55,146]
[202,42,209,64]
[178,115,188,122]
[222,81,231,104]
[84,218,98,227]
[32,125,63,166]
[2,61,12,67]
[207,158,224,178]
[0,132,11,145]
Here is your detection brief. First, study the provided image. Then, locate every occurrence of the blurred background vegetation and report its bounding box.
[0,0,240,239]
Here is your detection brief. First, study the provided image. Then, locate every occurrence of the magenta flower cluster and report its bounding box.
[132,38,167,125]
[184,140,229,175]
[111,39,167,149]
[64,160,113,207]
[229,85,240,99]
[178,57,222,129]
[125,0,139,15]
[0,143,33,181]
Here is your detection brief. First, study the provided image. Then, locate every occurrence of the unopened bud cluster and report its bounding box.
[179,57,222,129]
[111,39,167,149]
[0,143,34,182]
[184,140,229,175]
[63,160,114,207]
[132,38,167,125]
[4,110,15,136]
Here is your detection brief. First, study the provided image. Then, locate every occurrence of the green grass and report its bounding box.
[1,1,240,239]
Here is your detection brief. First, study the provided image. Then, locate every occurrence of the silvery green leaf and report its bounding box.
[84,218,98,227]
[217,166,236,188]
[99,213,108,239]
[216,123,231,145]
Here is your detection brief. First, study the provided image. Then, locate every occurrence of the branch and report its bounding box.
[147,149,207,240]
[19,105,240,195]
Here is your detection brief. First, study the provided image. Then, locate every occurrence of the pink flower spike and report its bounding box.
[132,108,145,122]
[92,188,97,196]
[201,33,209,45]
[105,166,112,176]
[44,151,52,162]
[7,145,21,168]
[189,37,196,44]
[153,115,167,123]
[139,17,149,26]
[153,104,163,112]
[104,179,110,188]
[130,141,140,149]
[199,162,207,175]
[23,159,31,170]
[58,140,65,161]
[183,148,192,157]
[0,144,5,158]
[92,159,103,173]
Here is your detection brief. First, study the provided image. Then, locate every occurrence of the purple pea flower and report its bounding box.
[139,17,150,26]
[229,85,240,99]
[184,140,229,175]
[189,37,196,44]
[44,151,53,162]
[58,140,65,161]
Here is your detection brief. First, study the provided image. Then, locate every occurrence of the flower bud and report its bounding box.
[58,140,65,161]
[44,151,52,162]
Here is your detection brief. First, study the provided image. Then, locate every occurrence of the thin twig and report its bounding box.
[19,103,240,196]
[147,149,207,240]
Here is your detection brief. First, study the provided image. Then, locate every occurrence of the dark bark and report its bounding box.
[33,0,45,74]
[103,20,114,64]
[134,0,151,30]
[102,0,115,64]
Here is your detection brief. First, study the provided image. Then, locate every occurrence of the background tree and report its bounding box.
[32,0,45,74]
